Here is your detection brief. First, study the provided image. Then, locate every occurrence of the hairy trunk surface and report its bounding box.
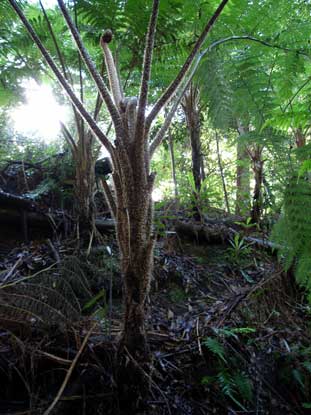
[182,84,205,221]
[121,242,153,353]
[183,84,204,192]
[250,146,264,224]
[75,158,95,231]
[113,147,155,411]
[110,145,155,356]
[236,123,250,216]
[73,132,98,238]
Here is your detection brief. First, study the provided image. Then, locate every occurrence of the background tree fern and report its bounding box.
[272,172,311,301]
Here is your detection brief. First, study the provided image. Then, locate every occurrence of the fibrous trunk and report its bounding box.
[183,84,204,192]
[250,146,264,224]
[294,128,306,148]
[236,122,250,216]
[74,137,97,236]
[110,144,155,357]
[182,84,205,220]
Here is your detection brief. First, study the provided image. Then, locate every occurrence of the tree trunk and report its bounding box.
[236,122,250,216]
[250,145,264,224]
[294,128,306,148]
[215,132,230,214]
[168,129,178,199]
[121,239,153,354]
[182,83,204,192]
[62,123,99,240]
[74,145,96,234]
[182,83,205,221]
[110,147,155,357]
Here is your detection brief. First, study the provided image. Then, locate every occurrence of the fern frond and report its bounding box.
[272,173,311,300]
[232,372,253,403]
[203,337,227,363]
[217,370,248,411]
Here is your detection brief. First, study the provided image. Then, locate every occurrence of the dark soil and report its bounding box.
[0,230,310,415]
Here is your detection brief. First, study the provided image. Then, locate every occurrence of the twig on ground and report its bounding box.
[43,323,96,415]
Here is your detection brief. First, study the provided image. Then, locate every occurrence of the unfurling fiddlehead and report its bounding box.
[100,30,123,110]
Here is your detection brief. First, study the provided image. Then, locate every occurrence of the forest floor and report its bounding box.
[0,218,310,415]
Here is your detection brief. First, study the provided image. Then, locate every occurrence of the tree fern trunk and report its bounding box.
[236,122,250,216]
[112,148,155,357]
[182,84,205,221]
[294,128,306,148]
[250,146,264,224]
[183,85,203,192]
[216,132,230,214]
[120,239,153,354]
[74,143,96,236]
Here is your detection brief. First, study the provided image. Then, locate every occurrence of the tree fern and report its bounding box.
[198,51,233,129]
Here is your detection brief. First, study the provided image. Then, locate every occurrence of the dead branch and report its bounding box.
[43,323,96,415]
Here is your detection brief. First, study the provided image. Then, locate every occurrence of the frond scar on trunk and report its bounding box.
[120,97,138,141]
[100,30,123,109]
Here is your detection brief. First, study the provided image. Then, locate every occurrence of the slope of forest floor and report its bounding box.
[0,221,310,415]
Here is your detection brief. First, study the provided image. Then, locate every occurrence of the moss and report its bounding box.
[169,285,186,303]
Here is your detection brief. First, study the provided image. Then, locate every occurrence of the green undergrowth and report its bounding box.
[202,327,256,411]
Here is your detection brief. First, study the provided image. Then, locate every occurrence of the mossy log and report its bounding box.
[175,220,230,244]
[175,220,278,251]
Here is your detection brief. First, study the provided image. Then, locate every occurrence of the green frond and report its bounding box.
[272,174,311,300]
[232,372,253,403]
[203,337,227,363]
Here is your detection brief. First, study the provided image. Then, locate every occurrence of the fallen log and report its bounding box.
[175,220,279,252]
[204,215,245,225]
[239,235,279,251]
[0,191,36,211]
[95,218,115,231]
[175,220,230,244]
[0,205,115,241]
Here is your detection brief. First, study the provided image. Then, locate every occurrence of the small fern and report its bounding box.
[213,326,256,339]
[232,372,253,403]
[217,370,248,411]
[203,337,227,363]
[202,331,254,410]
